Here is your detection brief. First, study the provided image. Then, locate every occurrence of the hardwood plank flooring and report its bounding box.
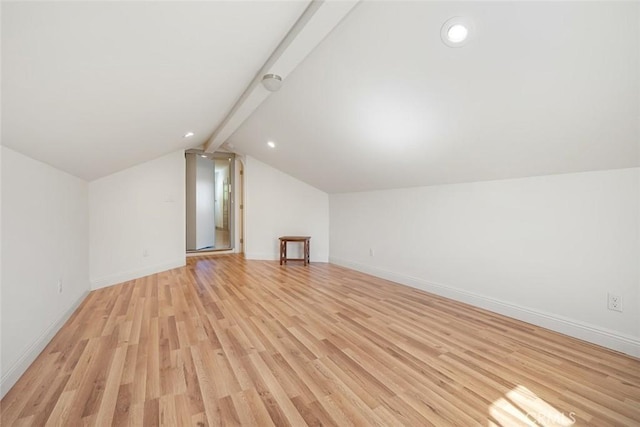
[2,254,639,426]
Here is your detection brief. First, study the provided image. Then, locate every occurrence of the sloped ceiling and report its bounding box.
[1,1,309,180]
[228,1,640,193]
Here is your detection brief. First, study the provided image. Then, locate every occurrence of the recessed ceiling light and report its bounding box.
[184,131,195,138]
[267,141,276,148]
[447,24,468,43]
[441,17,474,48]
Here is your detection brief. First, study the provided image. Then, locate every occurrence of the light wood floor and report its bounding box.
[2,255,639,426]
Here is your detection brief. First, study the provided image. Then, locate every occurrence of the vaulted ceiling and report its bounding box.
[3,1,639,192]
[229,1,639,192]
[2,1,309,180]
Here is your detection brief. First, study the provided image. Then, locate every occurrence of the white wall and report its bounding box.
[330,168,640,356]
[0,145,3,396]
[89,150,186,289]
[1,146,90,396]
[244,156,329,262]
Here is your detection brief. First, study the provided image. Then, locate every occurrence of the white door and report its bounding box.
[195,155,216,250]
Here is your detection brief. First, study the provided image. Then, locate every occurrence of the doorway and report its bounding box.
[185,150,235,252]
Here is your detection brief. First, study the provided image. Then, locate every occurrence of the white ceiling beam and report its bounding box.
[204,0,360,153]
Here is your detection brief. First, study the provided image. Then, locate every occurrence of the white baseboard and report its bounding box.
[329,257,640,358]
[0,290,89,398]
[245,252,328,263]
[90,258,185,290]
[245,252,278,261]
[186,249,236,257]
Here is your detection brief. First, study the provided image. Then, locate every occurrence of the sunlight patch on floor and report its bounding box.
[489,385,577,426]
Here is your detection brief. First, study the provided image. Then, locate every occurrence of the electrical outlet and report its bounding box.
[369,248,375,256]
[57,279,63,294]
[608,293,622,312]
[143,248,149,257]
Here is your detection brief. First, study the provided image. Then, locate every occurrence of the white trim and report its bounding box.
[186,249,236,257]
[244,252,278,261]
[330,257,640,358]
[90,258,185,290]
[0,290,89,398]
[245,252,329,263]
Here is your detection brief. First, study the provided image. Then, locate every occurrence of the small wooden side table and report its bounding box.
[279,236,311,266]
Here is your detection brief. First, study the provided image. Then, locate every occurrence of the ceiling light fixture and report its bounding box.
[441,17,474,48]
[184,131,195,138]
[267,141,276,148]
[447,24,468,43]
[262,74,283,92]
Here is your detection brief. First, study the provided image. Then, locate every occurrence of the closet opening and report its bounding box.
[185,150,235,252]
